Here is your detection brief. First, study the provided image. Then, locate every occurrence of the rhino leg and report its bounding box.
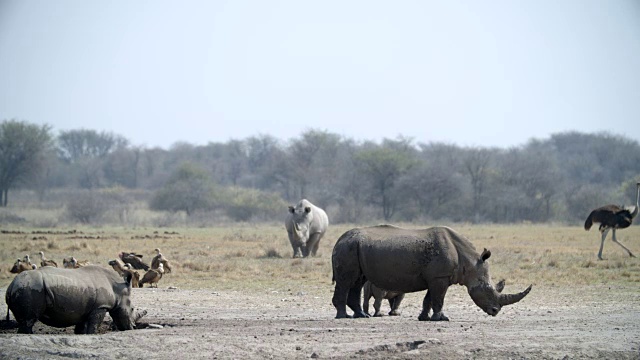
[362,284,371,316]
[332,283,350,318]
[306,233,323,257]
[287,232,304,258]
[74,322,87,334]
[372,296,383,317]
[333,280,369,319]
[418,290,433,321]
[388,294,404,316]
[426,279,450,321]
[77,309,107,334]
[17,319,36,334]
[347,280,369,318]
[10,291,45,333]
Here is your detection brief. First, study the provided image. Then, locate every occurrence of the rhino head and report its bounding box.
[109,271,138,330]
[465,249,532,316]
[288,204,313,243]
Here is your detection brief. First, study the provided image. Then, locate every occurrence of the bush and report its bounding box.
[65,191,109,224]
[220,187,288,221]
[149,163,217,216]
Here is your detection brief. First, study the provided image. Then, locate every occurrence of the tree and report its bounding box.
[0,120,52,206]
[286,130,342,200]
[461,147,493,222]
[57,129,129,162]
[57,129,130,188]
[355,138,417,221]
[149,162,217,216]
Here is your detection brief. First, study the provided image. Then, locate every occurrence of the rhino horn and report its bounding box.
[498,285,532,306]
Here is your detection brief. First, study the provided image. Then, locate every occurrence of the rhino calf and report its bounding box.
[332,225,532,321]
[363,281,405,317]
[285,199,329,258]
[6,265,138,334]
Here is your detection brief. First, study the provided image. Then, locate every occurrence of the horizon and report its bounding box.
[1,1,639,149]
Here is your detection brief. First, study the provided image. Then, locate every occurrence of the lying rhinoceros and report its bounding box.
[362,280,405,317]
[6,265,139,334]
[285,199,329,258]
[331,225,532,321]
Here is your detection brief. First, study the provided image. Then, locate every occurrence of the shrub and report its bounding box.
[149,163,217,216]
[65,191,108,224]
[221,187,287,221]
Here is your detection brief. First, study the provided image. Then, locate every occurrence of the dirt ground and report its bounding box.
[0,282,639,359]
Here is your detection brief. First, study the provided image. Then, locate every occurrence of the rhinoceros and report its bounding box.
[5,265,139,334]
[331,225,532,321]
[362,280,405,317]
[285,199,329,258]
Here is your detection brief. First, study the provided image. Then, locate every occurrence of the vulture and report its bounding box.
[63,257,90,268]
[39,251,58,267]
[9,259,36,273]
[585,182,639,260]
[119,252,150,271]
[109,258,141,288]
[139,263,164,288]
[22,254,33,267]
[151,248,172,274]
[108,258,127,275]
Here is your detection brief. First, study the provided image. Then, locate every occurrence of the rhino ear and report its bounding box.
[304,207,311,213]
[480,248,491,262]
[288,206,295,213]
[124,271,133,287]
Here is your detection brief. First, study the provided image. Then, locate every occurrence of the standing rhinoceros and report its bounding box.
[332,225,532,321]
[362,280,405,317]
[285,199,329,258]
[6,265,138,334]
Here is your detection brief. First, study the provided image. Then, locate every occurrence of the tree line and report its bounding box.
[1,119,639,224]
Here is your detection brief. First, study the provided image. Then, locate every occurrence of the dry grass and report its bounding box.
[1,223,639,290]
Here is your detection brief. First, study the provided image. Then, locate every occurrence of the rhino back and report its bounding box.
[354,226,468,292]
[8,266,123,327]
[308,203,328,233]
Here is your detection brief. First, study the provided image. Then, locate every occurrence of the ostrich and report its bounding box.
[584,182,640,260]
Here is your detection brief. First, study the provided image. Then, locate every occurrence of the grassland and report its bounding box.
[2,222,639,290]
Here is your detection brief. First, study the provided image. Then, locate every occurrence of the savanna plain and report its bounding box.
[0,223,639,359]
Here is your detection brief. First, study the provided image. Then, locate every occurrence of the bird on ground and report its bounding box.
[151,248,172,274]
[38,251,58,267]
[119,252,150,271]
[139,263,164,288]
[584,182,639,260]
[63,257,90,268]
[108,258,141,288]
[9,259,36,273]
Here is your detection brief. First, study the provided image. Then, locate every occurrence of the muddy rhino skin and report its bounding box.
[6,265,136,334]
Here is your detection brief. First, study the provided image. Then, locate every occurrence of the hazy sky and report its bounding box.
[1,1,639,149]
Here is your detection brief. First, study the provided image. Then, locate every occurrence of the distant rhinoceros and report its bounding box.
[332,225,532,321]
[362,280,405,317]
[285,199,329,258]
[6,265,139,334]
